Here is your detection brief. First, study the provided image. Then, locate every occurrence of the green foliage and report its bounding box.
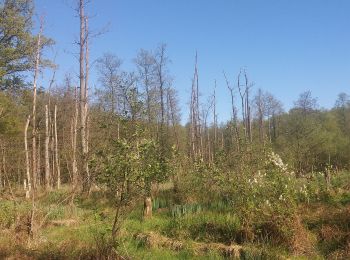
[0,200,30,228]
[0,92,22,135]
[93,136,170,202]
[0,0,52,80]
[152,197,171,211]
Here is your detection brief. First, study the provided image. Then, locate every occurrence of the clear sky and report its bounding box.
[35,0,350,123]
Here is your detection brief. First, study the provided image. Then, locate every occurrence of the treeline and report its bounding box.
[0,0,349,203]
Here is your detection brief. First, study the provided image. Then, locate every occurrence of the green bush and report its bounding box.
[0,200,31,228]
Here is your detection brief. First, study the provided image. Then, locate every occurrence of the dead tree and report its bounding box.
[31,17,43,190]
[79,0,90,192]
[84,15,90,191]
[54,105,60,189]
[255,89,265,144]
[154,44,168,150]
[45,105,50,190]
[167,88,180,150]
[237,69,253,144]
[25,115,31,199]
[223,72,240,151]
[71,86,79,188]
[35,135,41,186]
[244,72,253,143]
[190,53,202,159]
[213,80,217,154]
[203,96,214,164]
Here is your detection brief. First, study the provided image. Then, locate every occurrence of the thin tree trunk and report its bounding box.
[79,0,90,193]
[84,16,90,193]
[54,105,60,189]
[45,105,50,190]
[31,18,43,190]
[223,72,240,151]
[72,86,78,188]
[37,134,41,186]
[25,115,31,199]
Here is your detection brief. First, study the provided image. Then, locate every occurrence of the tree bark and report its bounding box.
[143,196,152,219]
[24,115,31,199]
[45,105,50,190]
[72,86,78,188]
[79,0,90,193]
[31,18,43,190]
[54,105,60,189]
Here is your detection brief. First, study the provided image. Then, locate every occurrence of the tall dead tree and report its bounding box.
[154,44,168,149]
[237,70,247,142]
[244,72,252,143]
[45,105,50,190]
[255,89,265,144]
[167,88,180,150]
[203,96,214,164]
[84,15,90,190]
[213,80,217,153]
[190,53,202,159]
[237,69,253,144]
[79,0,90,192]
[71,86,78,187]
[54,105,60,189]
[223,72,240,151]
[31,17,43,190]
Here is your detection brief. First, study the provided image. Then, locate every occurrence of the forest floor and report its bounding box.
[0,179,349,259]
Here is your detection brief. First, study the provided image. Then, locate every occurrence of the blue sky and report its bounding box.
[35,0,350,123]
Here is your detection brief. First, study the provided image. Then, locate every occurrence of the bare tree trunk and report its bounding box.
[79,0,90,193]
[195,53,203,158]
[190,53,203,159]
[166,88,171,133]
[244,72,252,143]
[79,0,86,190]
[143,196,152,218]
[37,134,41,186]
[25,115,31,199]
[237,71,246,142]
[84,16,90,193]
[54,105,60,189]
[223,72,240,151]
[190,80,196,158]
[45,105,50,190]
[50,110,55,186]
[168,90,180,150]
[31,18,43,190]
[72,86,78,188]
[156,44,167,152]
[143,179,152,219]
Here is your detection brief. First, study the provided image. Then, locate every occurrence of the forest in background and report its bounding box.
[0,0,349,259]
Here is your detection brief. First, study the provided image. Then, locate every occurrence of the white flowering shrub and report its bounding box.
[184,149,301,245]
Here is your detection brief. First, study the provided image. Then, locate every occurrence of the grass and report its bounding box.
[0,175,349,259]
